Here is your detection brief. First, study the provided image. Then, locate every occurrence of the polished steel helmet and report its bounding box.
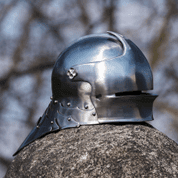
[14,31,157,155]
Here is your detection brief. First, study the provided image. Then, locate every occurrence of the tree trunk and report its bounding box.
[5,123,178,177]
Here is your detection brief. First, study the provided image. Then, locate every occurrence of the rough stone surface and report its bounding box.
[5,123,178,178]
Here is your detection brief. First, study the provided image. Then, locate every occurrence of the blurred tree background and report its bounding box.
[0,0,178,176]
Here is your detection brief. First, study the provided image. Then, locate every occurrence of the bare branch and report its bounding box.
[149,0,178,69]
[0,61,54,89]
[0,0,19,24]
[0,157,12,169]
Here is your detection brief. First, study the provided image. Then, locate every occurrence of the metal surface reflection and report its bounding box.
[14,31,157,156]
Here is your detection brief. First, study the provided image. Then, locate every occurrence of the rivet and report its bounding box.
[50,96,53,100]
[54,100,58,104]
[67,103,70,107]
[92,112,96,116]
[84,105,88,109]
[36,125,40,129]
[51,121,54,124]
[67,117,71,121]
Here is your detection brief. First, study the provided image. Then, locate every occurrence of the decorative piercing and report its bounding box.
[67,68,77,79]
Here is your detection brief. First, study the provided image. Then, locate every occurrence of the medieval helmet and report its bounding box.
[14,31,157,155]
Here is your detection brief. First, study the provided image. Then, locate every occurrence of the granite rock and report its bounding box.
[5,123,178,177]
